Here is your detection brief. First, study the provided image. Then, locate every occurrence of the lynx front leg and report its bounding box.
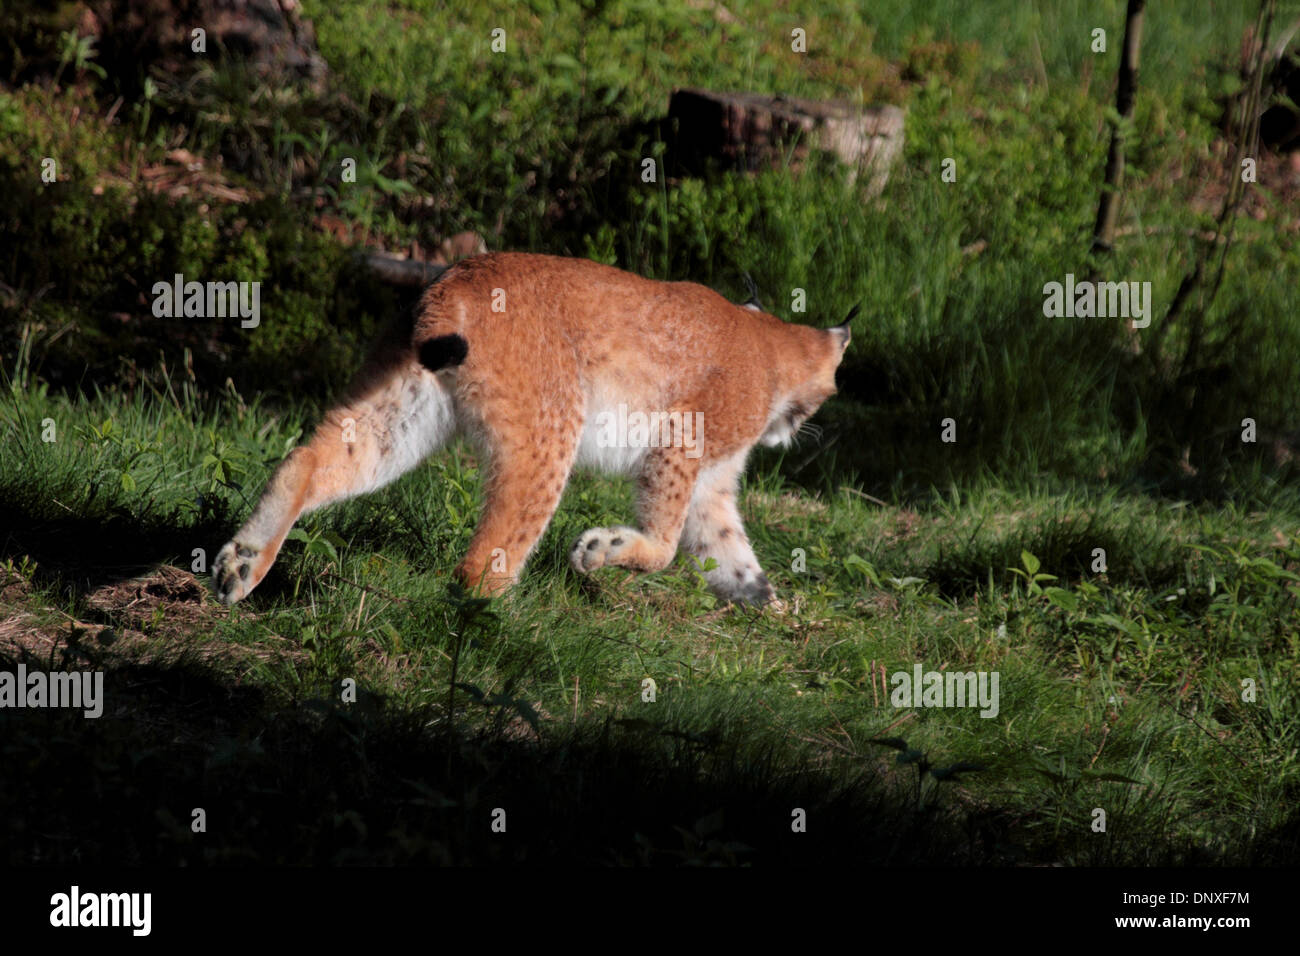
[213,360,454,604]
[679,456,776,606]
[570,444,700,576]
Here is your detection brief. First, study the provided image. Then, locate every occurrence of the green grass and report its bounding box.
[5,1,1299,486]
[1,0,1298,864]
[1,376,1297,864]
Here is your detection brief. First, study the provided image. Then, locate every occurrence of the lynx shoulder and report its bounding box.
[213,252,850,607]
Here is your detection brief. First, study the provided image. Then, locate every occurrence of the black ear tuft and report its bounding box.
[742,272,763,310]
[824,304,859,332]
[418,334,469,372]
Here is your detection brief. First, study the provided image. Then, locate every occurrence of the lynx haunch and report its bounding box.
[213,252,850,607]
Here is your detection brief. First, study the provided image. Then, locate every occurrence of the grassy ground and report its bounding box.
[2,371,1297,864]
[1,0,1298,864]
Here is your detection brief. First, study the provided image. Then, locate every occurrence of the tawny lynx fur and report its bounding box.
[213,252,849,606]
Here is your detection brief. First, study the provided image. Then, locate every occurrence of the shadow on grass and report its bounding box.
[0,636,1023,867]
[0,497,229,599]
[1,541,1291,865]
[917,517,1184,600]
[4,636,1285,866]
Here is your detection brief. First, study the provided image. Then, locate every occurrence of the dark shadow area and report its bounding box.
[0,491,355,612]
[916,517,1186,601]
[1,639,1257,866]
[1256,805,1300,863]
[0,499,223,599]
[0,643,992,866]
[788,326,1299,507]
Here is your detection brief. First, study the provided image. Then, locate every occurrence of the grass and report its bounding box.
[0,0,1298,864]
[5,1,1298,486]
[1,373,1297,864]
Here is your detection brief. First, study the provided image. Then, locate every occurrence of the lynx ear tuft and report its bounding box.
[418,334,469,372]
[825,304,857,351]
[742,272,763,311]
[837,304,861,327]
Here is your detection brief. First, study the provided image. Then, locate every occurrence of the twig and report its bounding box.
[841,486,887,507]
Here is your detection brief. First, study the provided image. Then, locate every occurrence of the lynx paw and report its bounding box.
[212,541,258,605]
[569,526,635,573]
[714,565,777,607]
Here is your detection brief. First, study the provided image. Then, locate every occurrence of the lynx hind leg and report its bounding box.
[213,357,455,604]
[679,458,777,607]
[570,445,700,577]
[456,415,583,597]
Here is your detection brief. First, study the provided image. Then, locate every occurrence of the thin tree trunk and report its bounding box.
[1151,0,1275,368]
[1092,0,1146,254]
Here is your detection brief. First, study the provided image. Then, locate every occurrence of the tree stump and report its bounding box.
[88,0,328,89]
[667,89,904,194]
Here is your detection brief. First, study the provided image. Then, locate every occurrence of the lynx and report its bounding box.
[213,252,850,607]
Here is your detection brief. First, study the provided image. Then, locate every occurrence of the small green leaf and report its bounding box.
[845,554,880,586]
[1043,587,1079,612]
[888,575,925,589]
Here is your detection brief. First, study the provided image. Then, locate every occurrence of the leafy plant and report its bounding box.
[870,736,986,810]
[53,30,106,86]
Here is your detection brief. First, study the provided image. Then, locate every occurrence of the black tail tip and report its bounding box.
[418,334,469,372]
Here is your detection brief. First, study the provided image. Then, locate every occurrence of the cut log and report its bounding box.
[363,252,447,288]
[667,89,904,193]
